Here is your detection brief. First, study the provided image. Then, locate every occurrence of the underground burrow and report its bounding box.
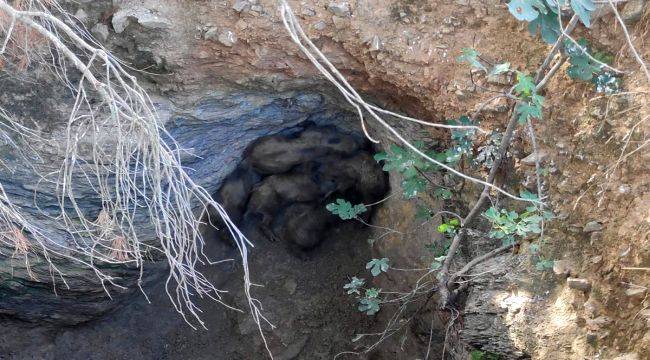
[208,123,389,253]
[194,123,396,357]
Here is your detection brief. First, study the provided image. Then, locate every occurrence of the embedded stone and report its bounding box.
[521,149,549,166]
[328,2,351,17]
[232,0,250,13]
[218,29,238,47]
[313,21,327,30]
[625,287,646,299]
[621,0,646,23]
[583,221,604,233]
[112,7,172,33]
[567,278,592,292]
[91,23,109,42]
[553,260,575,277]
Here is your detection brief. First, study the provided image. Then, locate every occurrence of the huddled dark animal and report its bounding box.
[209,125,388,251]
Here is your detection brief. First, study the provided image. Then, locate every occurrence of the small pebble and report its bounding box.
[218,29,238,47]
[583,221,603,233]
[327,2,351,17]
[567,277,592,292]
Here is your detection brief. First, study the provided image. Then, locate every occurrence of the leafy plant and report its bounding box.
[564,38,602,81]
[507,0,595,29]
[366,258,390,276]
[483,193,546,246]
[535,258,554,271]
[514,72,545,124]
[458,48,487,72]
[449,116,476,161]
[508,0,547,22]
[437,218,460,236]
[402,176,427,199]
[374,143,436,199]
[514,71,536,97]
[471,349,501,360]
[344,277,365,295]
[516,93,544,124]
[434,187,453,200]
[326,199,367,220]
[528,11,561,44]
[529,242,555,271]
[358,288,381,315]
[489,62,511,77]
[569,0,596,27]
[458,48,510,78]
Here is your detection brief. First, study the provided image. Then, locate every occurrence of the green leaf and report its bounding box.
[502,236,517,246]
[434,187,453,200]
[366,258,390,277]
[458,48,487,72]
[564,38,602,82]
[326,199,367,220]
[536,259,555,271]
[570,0,595,27]
[508,0,540,21]
[437,218,459,235]
[373,151,388,162]
[365,288,380,298]
[343,277,365,295]
[516,101,542,124]
[514,72,536,97]
[528,11,561,44]
[444,116,476,166]
[430,261,442,271]
[483,207,500,222]
[520,190,539,202]
[358,297,381,315]
[402,176,427,199]
[567,56,599,81]
[506,0,549,21]
[490,62,511,76]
